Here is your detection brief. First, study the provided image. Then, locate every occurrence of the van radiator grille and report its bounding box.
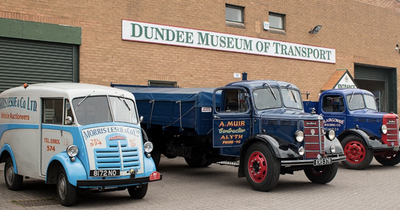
[94,140,140,169]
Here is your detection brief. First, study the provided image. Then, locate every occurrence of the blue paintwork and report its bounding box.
[0,144,17,173]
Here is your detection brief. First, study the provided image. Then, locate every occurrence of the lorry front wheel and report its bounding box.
[374,151,400,166]
[244,142,280,191]
[341,135,373,170]
[304,163,338,184]
[4,157,23,190]
[57,167,77,206]
[128,184,148,199]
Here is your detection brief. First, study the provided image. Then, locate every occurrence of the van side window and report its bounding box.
[64,99,74,125]
[322,95,344,112]
[43,99,63,124]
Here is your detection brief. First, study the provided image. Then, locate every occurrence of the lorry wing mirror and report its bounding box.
[65,116,74,125]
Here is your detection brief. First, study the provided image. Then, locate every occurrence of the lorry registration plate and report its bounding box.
[313,157,332,166]
[90,169,120,177]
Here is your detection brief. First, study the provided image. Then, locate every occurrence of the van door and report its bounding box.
[40,98,74,176]
[212,87,251,155]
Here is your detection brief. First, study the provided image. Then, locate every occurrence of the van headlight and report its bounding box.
[325,129,336,141]
[144,141,154,153]
[66,145,78,161]
[295,130,304,142]
[381,125,388,134]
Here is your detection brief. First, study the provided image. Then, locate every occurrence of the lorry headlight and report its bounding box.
[298,146,305,155]
[295,130,304,142]
[66,145,78,157]
[144,141,154,153]
[381,125,388,134]
[325,129,336,141]
[330,144,336,153]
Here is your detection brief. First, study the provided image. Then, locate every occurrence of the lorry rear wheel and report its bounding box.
[374,150,400,166]
[184,157,211,167]
[128,184,148,199]
[304,163,338,184]
[57,167,77,206]
[341,135,373,169]
[4,157,23,191]
[244,142,280,191]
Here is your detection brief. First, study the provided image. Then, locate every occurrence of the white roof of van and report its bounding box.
[0,83,135,99]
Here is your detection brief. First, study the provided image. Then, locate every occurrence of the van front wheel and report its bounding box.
[128,184,148,199]
[4,157,23,190]
[57,167,77,206]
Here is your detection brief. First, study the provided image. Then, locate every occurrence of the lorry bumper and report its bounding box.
[76,171,162,187]
[280,155,346,167]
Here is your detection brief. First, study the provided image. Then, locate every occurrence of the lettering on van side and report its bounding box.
[0,97,37,111]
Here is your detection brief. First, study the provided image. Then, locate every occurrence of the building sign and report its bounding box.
[122,20,336,63]
[334,71,357,89]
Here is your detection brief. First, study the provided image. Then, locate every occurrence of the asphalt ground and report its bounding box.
[1,156,400,210]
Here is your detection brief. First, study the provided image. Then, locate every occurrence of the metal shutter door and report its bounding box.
[0,37,75,92]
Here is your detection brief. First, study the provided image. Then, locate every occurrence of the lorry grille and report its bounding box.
[94,140,140,170]
[383,114,399,146]
[304,120,324,159]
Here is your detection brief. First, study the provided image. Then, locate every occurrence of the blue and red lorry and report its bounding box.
[303,88,400,169]
[113,78,345,191]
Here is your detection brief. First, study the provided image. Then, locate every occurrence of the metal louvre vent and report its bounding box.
[94,140,140,169]
[304,120,324,159]
[385,117,398,145]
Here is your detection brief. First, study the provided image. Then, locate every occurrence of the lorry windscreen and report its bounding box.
[364,94,378,110]
[346,94,365,110]
[253,87,281,110]
[281,88,303,109]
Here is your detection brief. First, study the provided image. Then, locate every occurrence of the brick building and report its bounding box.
[0,0,399,112]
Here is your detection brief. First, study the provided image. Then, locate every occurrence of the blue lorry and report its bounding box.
[114,79,346,191]
[303,88,400,170]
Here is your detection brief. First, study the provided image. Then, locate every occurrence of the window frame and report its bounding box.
[269,12,285,30]
[225,4,244,23]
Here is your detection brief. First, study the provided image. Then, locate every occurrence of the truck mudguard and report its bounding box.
[337,128,372,148]
[0,144,17,173]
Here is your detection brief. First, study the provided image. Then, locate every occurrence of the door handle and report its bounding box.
[214,115,220,119]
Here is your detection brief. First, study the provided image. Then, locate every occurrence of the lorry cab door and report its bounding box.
[320,94,346,134]
[40,98,74,176]
[212,87,251,154]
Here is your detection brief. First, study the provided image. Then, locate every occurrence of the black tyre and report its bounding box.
[304,163,338,184]
[341,135,373,169]
[57,167,77,206]
[244,142,280,191]
[184,157,211,167]
[128,184,148,199]
[4,157,23,191]
[374,150,400,166]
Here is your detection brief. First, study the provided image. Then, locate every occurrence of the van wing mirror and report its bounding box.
[65,116,74,125]
[140,116,144,123]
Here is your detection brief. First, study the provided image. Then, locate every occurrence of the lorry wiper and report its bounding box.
[286,84,297,103]
[263,82,277,100]
[119,94,131,111]
[349,90,355,103]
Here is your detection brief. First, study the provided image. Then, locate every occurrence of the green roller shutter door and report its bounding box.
[0,37,79,92]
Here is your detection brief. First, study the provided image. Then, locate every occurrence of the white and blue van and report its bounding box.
[0,83,161,206]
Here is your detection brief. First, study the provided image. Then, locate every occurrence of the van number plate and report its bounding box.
[313,157,332,166]
[90,170,120,177]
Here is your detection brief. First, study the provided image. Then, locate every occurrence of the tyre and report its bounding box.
[184,157,211,167]
[128,184,148,199]
[374,150,400,166]
[341,135,373,169]
[57,167,77,206]
[4,157,23,191]
[304,163,338,184]
[244,142,280,191]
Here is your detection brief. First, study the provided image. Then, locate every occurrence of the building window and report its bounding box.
[148,80,177,87]
[225,4,244,23]
[269,12,285,30]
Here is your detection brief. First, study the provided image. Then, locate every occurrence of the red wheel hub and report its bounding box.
[344,140,366,164]
[247,151,267,183]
